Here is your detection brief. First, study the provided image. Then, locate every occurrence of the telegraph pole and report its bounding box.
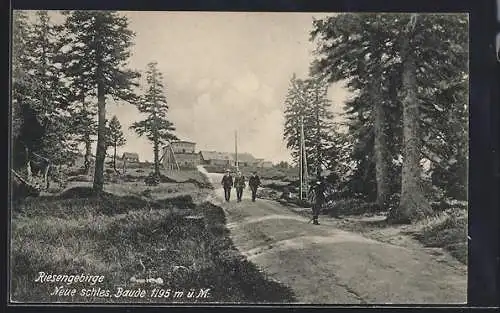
[235,130,238,170]
[302,118,309,198]
[299,118,303,200]
[300,116,309,200]
[315,81,321,179]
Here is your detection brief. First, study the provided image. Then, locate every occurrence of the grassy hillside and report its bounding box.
[10,168,296,303]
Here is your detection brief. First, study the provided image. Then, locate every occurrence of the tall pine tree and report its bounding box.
[12,10,74,182]
[27,11,75,166]
[12,10,36,172]
[387,14,432,223]
[130,62,178,178]
[105,115,126,172]
[310,13,468,221]
[60,11,140,192]
[283,74,335,176]
[310,13,403,207]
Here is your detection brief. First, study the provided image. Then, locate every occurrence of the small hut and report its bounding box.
[122,152,139,163]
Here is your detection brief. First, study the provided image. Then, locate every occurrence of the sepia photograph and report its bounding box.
[9,11,468,304]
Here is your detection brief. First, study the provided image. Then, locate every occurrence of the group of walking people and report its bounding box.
[221,169,261,202]
[221,168,335,226]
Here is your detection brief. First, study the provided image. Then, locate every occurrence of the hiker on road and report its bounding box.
[309,175,326,225]
[248,171,261,202]
[234,171,246,202]
[221,169,233,202]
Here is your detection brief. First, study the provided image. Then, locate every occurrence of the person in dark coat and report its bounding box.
[221,169,233,202]
[248,171,261,202]
[234,171,246,202]
[310,175,326,225]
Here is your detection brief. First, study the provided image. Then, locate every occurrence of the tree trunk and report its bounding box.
[113,143,117,172]
[372,58,391,208]
[387,15,431,224]
[93,81,106,193]
[84,134,92,175]
[152,113,160,177]
[25,146,32,179]
[152,70,160,178]
[44,164,50,189]
[153,137,160,177]
[93,19,106,194]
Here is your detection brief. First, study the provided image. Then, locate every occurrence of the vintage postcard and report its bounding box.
[9,11,468,304]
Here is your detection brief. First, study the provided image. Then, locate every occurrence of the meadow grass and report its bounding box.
[11,173,296,303]
[412,208,468,264]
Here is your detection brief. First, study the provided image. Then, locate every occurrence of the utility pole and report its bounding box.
[235,130,238,171]
[315,81,321,179]
[300,116,309,200]
[299,118,303,200]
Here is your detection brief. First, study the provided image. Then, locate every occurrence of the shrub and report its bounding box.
[67,174,93,182]
[413,208,467,264]
[323,198,379,216]
[145,173,161,186]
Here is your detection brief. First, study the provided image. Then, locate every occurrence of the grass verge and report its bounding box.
[275,195,468,266]
[412,209,468,264]
[11,188,296,303]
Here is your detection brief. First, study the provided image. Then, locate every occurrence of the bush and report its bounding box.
[413,208,467,264]
[67,174,93,182]
[144,173,161,186]
[65,167,88,177]
[202,165,228,174]
[262,182,292,193]
[323,198,380,216]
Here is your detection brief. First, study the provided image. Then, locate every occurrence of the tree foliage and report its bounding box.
[12,11,77,172]
[130,62,178,177]
[309,13,468,222]
[283,74,337,175]
[106,115,126,171]
[59,10,140,192]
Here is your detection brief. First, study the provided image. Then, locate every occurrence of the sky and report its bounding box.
[31,11,352,163]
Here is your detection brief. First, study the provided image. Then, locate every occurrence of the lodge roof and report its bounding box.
[199,151,257,162]
[231,153,256,163]
[122,152,139,159]
[199,151,233,161]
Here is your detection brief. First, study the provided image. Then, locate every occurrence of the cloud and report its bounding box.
[196,92,212,107]
[70,12,343,163]
[232,70,260,95]
[196,78,212,91]
[242,109,290,162]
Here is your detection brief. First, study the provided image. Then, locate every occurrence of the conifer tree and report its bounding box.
[105,115,126,172]
[59,11,140,192]
[310,13,468,222]
[130,62,178,178]
[283,74,334,175]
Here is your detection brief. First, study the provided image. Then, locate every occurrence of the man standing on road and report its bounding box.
[234,171,246,202]
[248,171,261,202]
[221,169,233,202]
[310,175,326,225]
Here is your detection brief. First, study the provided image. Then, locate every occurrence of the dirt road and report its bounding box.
[198,166,467,304]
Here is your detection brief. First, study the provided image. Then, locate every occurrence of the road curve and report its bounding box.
[197,166,467,304]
